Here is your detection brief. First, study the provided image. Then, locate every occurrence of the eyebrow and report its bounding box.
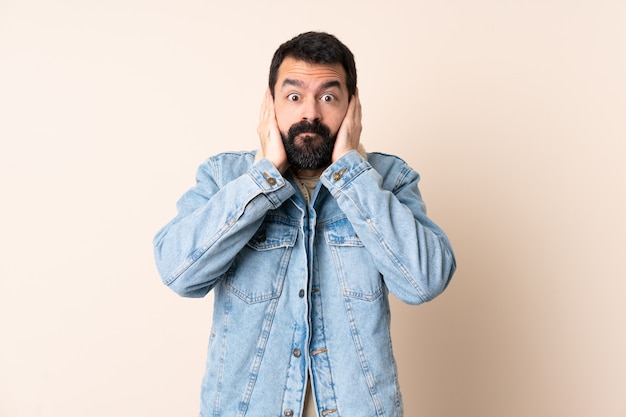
[321,80,342,90]
[282,78,304,89]
[281,79,343,91]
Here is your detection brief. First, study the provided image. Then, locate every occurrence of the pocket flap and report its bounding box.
[247,217,298,250]
[324,217,363,247]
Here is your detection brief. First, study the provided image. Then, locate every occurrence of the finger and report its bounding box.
[344,92,361,131]
[261,88,276,117]
[258,89,273,139]
[352,88,361,121]
[260,88,270,120]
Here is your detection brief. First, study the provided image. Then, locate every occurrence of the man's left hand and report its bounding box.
[332,88,362,163]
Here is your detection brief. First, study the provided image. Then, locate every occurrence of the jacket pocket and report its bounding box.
[324,217,383,301]
[228,216,298,303]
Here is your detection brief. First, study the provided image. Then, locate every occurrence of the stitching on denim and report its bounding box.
[342,297,386,417]
[236,297,280,417]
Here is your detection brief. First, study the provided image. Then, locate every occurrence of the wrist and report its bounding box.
[332,146,356,163]
[267,157,289,175]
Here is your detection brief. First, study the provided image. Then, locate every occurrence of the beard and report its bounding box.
[281,120,337,171]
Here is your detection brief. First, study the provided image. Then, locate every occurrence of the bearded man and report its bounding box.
[154,31,456,417]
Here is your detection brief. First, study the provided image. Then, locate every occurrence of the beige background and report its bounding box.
[1,0,625,416]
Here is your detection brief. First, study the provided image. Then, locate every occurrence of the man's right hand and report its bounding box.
[257,89,289,174]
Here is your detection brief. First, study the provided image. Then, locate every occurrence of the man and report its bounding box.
[154,31,455,417]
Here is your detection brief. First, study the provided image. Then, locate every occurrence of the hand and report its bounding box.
[257,88,289,173]
[332,88,362,162]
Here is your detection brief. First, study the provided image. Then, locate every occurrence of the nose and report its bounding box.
[301,97,321,122]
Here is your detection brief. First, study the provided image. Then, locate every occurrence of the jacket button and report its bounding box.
[292,348,301,357]
[298,289,305,298]
[257,229,267,242]
[263,171,277,186]
[284,408,294,417]
[332,167,348,181]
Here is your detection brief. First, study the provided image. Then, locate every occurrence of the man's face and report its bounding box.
[273,57,350,171]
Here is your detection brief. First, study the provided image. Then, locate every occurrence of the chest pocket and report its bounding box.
[228,217,298,304]
[325,217,383,301]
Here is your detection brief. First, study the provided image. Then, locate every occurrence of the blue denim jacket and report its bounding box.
[153,150,456,417]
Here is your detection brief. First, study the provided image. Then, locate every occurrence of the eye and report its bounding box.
[287,93,300,102]
[321,94,335,102]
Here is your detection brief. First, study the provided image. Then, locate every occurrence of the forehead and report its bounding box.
[277,57,346,89]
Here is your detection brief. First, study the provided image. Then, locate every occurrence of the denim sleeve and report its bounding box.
[153,156,295,298]
[320,150,456,304]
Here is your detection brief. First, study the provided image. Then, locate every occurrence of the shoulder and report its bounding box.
[197,150,257,185]
[366,151,415,175]
[366,151,410,167]
[366,151,420,190]
[204,150,257,167]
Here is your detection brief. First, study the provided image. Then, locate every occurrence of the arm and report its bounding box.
[153,156,295,298]
[320,151,456,304]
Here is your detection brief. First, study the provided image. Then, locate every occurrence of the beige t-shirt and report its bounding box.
[303,378,317,416]
[292,171,319,204]
[293,171,320,417]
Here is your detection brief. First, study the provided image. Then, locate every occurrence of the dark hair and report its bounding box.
[269,31,357,98]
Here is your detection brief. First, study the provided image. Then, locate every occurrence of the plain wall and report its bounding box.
[1,1,624,416]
